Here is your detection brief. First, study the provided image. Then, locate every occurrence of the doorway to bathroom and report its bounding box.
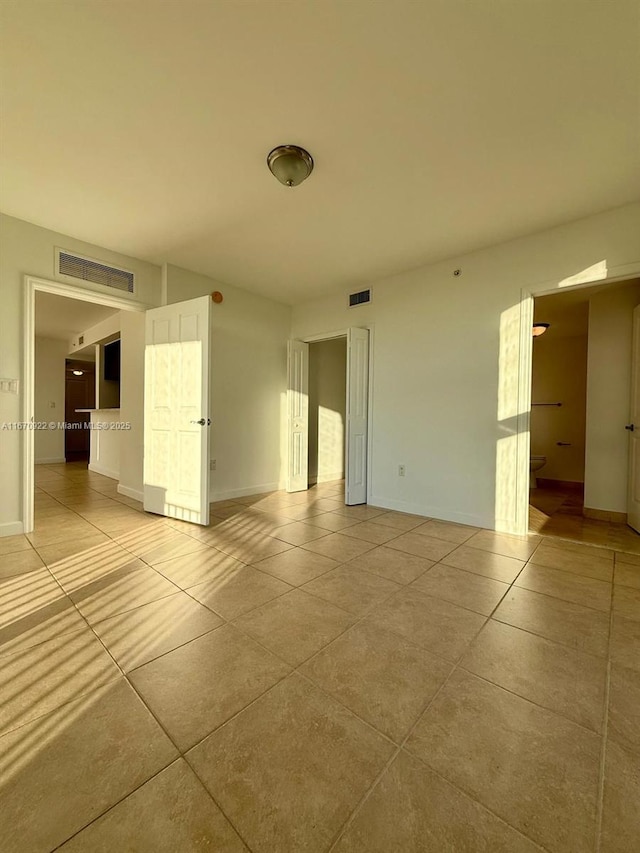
[529,276,640,548]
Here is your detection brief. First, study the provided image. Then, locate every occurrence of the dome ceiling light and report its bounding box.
[532,323,550,337]
[267,145,314,187]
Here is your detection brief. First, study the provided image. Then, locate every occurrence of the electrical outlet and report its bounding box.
[398,465,406,477]
[210,459,216,471]
[49,401,56,408]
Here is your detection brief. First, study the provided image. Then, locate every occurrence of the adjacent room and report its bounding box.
[0,2,639,852]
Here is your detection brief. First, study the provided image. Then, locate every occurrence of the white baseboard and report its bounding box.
[117,484,144,502]
[88,462,119,481]
[35,457,65,465]
[210,481,282,502]
[368,494,494,531]
[0,521,25,537]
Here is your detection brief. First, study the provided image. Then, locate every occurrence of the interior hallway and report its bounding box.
[1,463,639,851]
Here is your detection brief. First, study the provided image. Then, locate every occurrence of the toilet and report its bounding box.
[530,455,547,488]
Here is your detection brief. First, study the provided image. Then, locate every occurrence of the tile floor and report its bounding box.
[1,462,639,852]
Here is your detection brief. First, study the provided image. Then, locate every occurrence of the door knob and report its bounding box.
[190,418,211,426]
[626,424,635,431]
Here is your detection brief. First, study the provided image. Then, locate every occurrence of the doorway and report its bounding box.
[64,358,96,462]
[286,327,371,506]
[527,276,640,547]
[308,338,347,489]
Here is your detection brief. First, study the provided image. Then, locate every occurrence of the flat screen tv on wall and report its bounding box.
[103,339,121,381]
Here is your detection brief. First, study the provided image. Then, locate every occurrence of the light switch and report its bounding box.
[0,379,19,394]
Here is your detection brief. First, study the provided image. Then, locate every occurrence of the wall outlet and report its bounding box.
[49,401,56,408]
[210,459,216,471]
[398,465,406,477]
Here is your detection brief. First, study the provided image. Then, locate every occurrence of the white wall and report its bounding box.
[292,202,640,531]
[164,264,291,500]
[89,409,121,480]
[584,281,640,513]
[34,336,68,463]
[118,311,146,501]
[530,334,588,483]
[0,213,161,534]
[309,338,346,483]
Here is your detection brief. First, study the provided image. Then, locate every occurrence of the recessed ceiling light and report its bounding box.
[72,369,83,375]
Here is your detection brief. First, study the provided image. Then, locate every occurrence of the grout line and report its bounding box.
[593,595,615,853]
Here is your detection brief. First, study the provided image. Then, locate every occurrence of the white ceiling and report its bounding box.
[2,1,639,304]
[35,292,119,341]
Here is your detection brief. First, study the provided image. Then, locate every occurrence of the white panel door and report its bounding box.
[287,339,309,492]
[346,327,369,505]
[627,305,640,533]
[144,295,210,525]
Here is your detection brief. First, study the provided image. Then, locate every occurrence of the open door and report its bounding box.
[286,339,309,492]
[143,295,211,524]
[345,327,369,505]
[627,304,640,533]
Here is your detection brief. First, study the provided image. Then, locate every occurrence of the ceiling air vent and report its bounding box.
[348,289,371,307]
[57,250,135,293]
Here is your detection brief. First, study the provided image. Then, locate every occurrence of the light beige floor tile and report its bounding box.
[493,585,610,657]
[600,739,640,853]
[0,589,87,658]
[515,563,612,612]
[70,564,180,625]
[465,529,540,561]
[0,679,177,853]
[412,519,478,544]
[151,546,246,588]
[441,544,525,583]
[387,531,457,561]
[92,592,224,672]
[251,547,339,585]
[58,759,248,852]
[609,614,640,672]
[460,619,606,731]
[346,545,434,585]
[116,527,209,564]
[334,750,541,853]
[406,669,600,853]
[615,550,640,567]
[370,511,428,531]
[49,541,145,592]
[302,532,376,562]
[301,566,400,616]
[612,584,640,621]
[187,565,291,620]
[530,543,613,581]
[339,521,402,545]
[0,628,121,735]
[208,534,294,564]
[0,549,44,579]
[130,625,290,750]
[608,663,640,755]
[614,560,640,589]
[26,518,103,549]
[306,512,360,532]
[234,589,355,666]
[368,587,486,661]
[274,503,327,521]
[331,504,388,521]
[0,535,33,557]
[35,531,112,566]
[0,567,67,629]
[272,521,332,545]
[187,673,394,853]
[302,620,451,742]
[411,563,509,616]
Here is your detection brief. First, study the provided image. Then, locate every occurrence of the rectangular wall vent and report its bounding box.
[57,250,135,293]
[348,289,371,307]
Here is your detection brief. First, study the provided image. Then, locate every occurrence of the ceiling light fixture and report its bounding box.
[267,145,314,187]
[532,323,550,337]
[72,369,84,375]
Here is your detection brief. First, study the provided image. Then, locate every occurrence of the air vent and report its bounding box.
[78,335,84,345]
[57,250,135,293]
[349,289,371,307]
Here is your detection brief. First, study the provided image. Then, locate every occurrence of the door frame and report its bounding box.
[511,261,640,536]
[23,275,150,533]
[301,326,374,503]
